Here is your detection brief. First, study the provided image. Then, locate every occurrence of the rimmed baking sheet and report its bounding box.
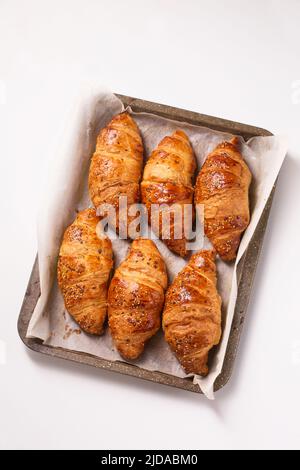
[17,94,275,394]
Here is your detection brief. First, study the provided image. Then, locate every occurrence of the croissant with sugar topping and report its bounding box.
[163,249,222,376]
[195,137,252,261]
[108,238,167,360]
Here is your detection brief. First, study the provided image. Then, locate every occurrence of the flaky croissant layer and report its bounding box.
[57,208,113,335]
[108,238,168,360]
[162,249,222,376]
[88,112,143,234]
[195,137,252,261]
[141,130,196,257]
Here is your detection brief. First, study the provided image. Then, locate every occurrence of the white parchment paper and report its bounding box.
[27,87,287,399]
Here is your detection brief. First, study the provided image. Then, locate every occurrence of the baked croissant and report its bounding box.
[88,112,143,234]
[163,249,221,376]
[108,238,167,360]
[57,208,113,335]
[141,130,196,257]
[195,137,252,261]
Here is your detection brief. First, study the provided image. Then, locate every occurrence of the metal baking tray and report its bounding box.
[17,94,274,394]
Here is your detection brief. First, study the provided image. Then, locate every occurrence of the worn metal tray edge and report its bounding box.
[117,93,273,139]
[17,95,275,395]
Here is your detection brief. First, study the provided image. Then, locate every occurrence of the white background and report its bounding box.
[1,0,300,450]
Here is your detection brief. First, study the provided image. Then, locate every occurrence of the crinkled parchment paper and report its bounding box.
[27,87,287,399]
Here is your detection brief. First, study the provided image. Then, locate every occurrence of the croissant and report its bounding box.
[88,112,143,234]
[195,137,252,261]
[162,250,221,376]
[57,208,113,335]
[108,238,167,360]
[141,130,196,257]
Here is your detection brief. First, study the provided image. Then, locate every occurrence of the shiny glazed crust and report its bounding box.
[162,249,221,376]
[195,137,252,261]
[141,130,196,257]
[57,208,113,335]
[88,112,143,233]
[108,238,167,360]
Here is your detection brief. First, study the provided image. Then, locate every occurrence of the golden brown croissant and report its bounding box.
[195,137,252,261]
[162,249,221,376]
[88,112,143,233]
[141,130,196,257]
[57,208,113,335]
[108,238,167,360]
